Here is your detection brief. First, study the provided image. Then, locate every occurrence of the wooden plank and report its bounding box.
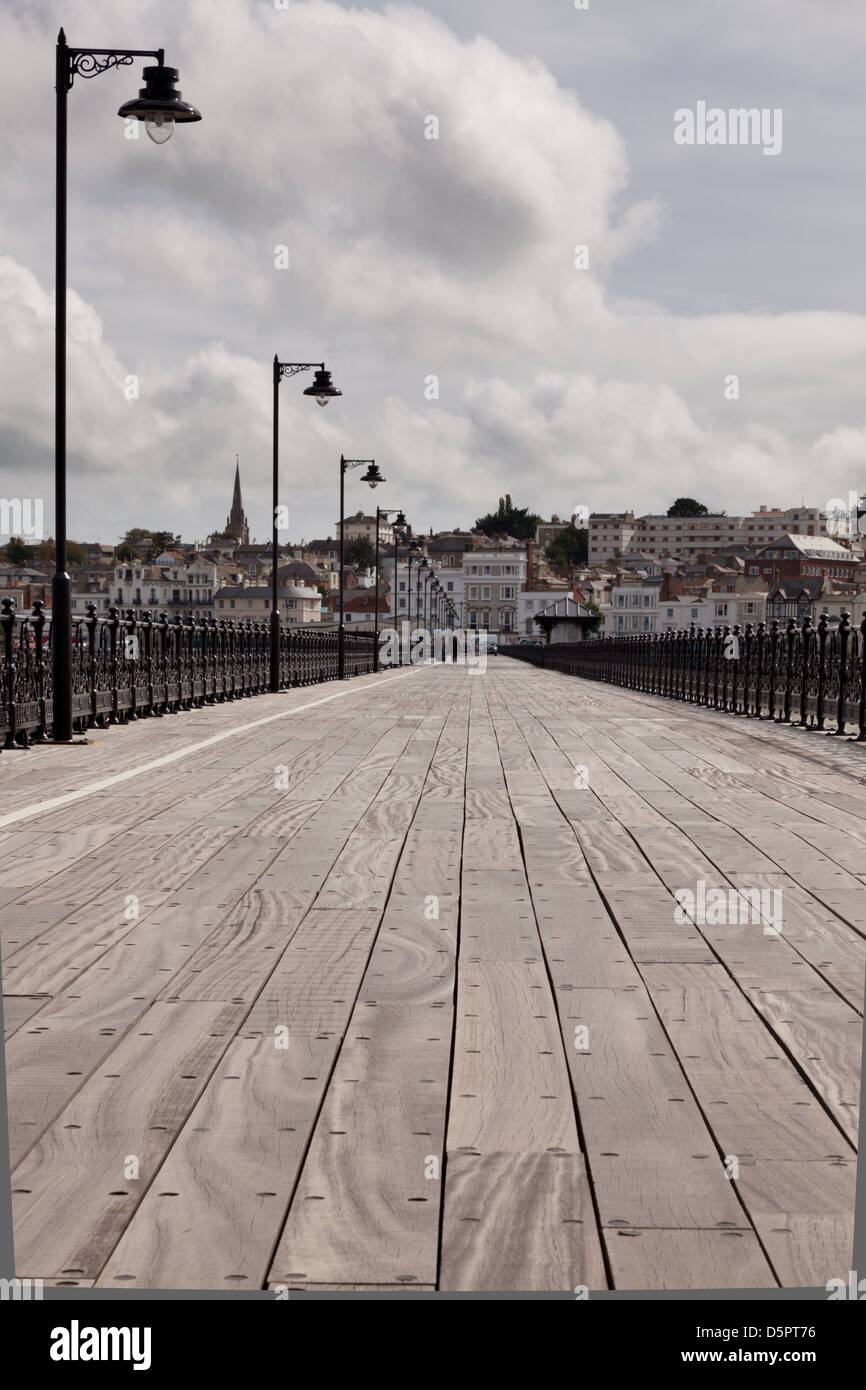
[740,985,861,1146]
[641,964,854,1161]
[269,702,465,1287]
[4,906,224,1166]
[3,994,49,1039]
[2,889,166,998]
[268,1004,451,1288]
[734,1156,856,1287]
[267,1283,435,1292]
[99,907,387,1289]
[564,987,754,1234]
[462,819,522,871]
[605,1229,777,1291]
[12,1000,245,1279]
[459,871,541,961]
[440,959,607,1291]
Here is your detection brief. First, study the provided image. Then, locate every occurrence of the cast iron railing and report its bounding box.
[1,600,377,748]
[501,615,866,742]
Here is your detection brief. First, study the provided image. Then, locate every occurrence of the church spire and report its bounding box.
[226,455,250,544]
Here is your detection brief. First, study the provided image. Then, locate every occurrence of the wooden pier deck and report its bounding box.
[1,659,862,1291]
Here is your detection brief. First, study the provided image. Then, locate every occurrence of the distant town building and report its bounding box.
[336,512,395,547]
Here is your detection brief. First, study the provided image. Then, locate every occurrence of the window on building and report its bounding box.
[482,586,491,600]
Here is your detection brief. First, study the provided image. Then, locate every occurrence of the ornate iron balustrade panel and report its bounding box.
[1,604,378,748]
[500,616,866,747]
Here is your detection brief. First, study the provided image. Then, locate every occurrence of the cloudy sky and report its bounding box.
[2,0,866,547]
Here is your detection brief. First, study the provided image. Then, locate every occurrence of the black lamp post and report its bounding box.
[405,536,421,655]
[338,457,382,678]
[52,28,201,741]
[415,558,425,630]
[423,568,434,632]
[271,357,341,692]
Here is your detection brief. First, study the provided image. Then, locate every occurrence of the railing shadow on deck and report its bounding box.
[502,614,866,745]
[0,600,377,749]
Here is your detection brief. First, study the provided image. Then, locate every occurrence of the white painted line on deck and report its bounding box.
[0,668,422,831]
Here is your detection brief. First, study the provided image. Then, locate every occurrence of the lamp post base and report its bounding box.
[269,609,281,693]
[51,570,73,743]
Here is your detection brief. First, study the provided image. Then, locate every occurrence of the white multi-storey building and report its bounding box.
[111,556,218,617]
[601,579,661,634]
[213,582,322,623]
[589,506,826,565]
[463,546,527,635]
[588,513,636,565]
[657,589,768,633]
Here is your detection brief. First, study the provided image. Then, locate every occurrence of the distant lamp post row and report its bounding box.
[52,27,202,741]
[373,507,406,672]
[411,560,457,640]
[271,357,342,691]
[339,456,383,678]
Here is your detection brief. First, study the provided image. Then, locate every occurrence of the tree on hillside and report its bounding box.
[475,494,541,541]
[345,537,376,568]
[667,498,709,517]
[149,531,181,558]
[545,525,588,568]
[3,537,35,564]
